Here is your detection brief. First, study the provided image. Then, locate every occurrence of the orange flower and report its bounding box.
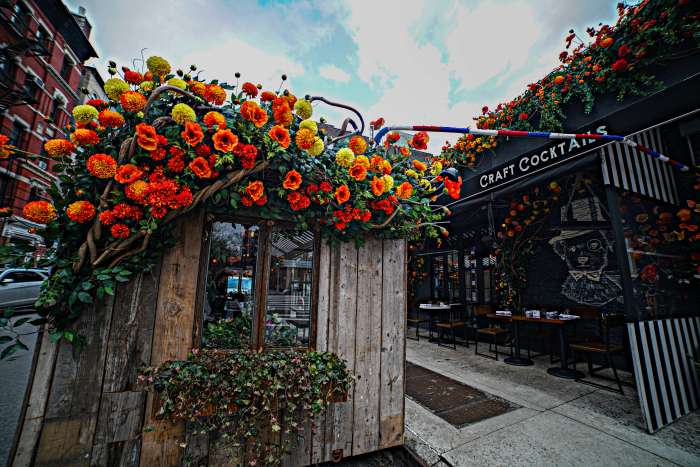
[204,84,227,105]
[125,180,148,202]
[371,176,385,196]
[70,128,99,146]
[189,81,206,96]
[295,128,315,150]
[181,122,204,147]
[240,100,258,121]
[245,180,265,202]
[268,125,291,148]
[369,155,386,173]
[212,129,239,153]
[66,200,96,223]
[44,139,75,158]
[396,181,413,199]
[23,200,56,224]
[0,135,13,159]
[115,164,144,184]
[335,185,350,204]
[188,157,212,179]
[349,163,367,181]
[600,36,614,48]
[202,111,227,129]
[87,153,117,179]
[251,106,268,128]
[283,170,302,190]
[98,109,125,127]
[136,123,159,151]
[412,159,427,172]
[677,208,692,222]
[386,131,401,144]
[553,75,565,85]
[120,91,147,112]
[272,98,293,127]
[348,135,367,155]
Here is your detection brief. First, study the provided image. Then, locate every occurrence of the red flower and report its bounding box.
[319,181,332,193]
[261,91,277,102]
[370,117,385,130]
[611,58,629,73]
[239,144,258,169]
[481,106,489,114]
[242,82,258,97]
[410,131,429,150]
[189,157,213,179]
[115,164,143,184]
[123,69,144,85]
[335,185,350,204]
[245,181,265,202]
[181,122,204,147]
[136,124,158,151]
[386,131,400,144]
[111,223,130,239]
[640,264,658,283]
[167,155,185,173]
[519,112,528,121]
[283,170,302,190]
[287,191,310,211]
[617,44,631,57]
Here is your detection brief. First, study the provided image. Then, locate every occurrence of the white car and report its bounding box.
[0,268,48,311]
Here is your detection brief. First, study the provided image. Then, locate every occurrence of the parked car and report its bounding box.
[0,268,48,311]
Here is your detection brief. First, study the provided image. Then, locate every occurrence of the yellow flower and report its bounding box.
[299,119,318,135]
[307,137,325,156]
[167,77,187,90]
[405,169,419,179]
[171,103,196,125]
[72,104,98,123]
[104,78,129,100]
[382,175,394,192]
[419,179,432,190]
[335,147,355,168]
[430,161,443,176]
[146,56,171,76]
[139,81,155,92]
[355,155,370,169]
[293,99,313,119]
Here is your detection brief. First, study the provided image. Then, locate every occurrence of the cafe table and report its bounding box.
[508,314,583,379]
[419,303,457,342]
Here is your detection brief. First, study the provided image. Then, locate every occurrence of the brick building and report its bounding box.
[0,0,98,245]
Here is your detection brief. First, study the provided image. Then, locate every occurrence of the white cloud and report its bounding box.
[318,64,351,83]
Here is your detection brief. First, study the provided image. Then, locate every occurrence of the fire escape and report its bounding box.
[0,0,51,111]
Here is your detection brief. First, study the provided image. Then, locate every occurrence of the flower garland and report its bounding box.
[440,0,700,167]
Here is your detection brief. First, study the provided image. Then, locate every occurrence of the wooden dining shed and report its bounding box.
[11,210,408,466]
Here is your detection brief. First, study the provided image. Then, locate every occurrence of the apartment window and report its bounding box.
[60,55,74,81]
[35,25,50,52]
[10,2,30,34]
[50,96,65,125]
[201,218,315,350]
[0,60,14,87]
[8,122,26,149]
[22,76,40,103]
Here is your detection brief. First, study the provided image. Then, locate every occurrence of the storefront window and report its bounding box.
[446,251,460,302]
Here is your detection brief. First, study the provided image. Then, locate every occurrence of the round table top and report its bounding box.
[419,303,453,310]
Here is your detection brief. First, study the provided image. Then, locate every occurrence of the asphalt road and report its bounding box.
[0,313,40,466]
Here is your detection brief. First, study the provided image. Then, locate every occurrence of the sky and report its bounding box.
[65,0,620,153]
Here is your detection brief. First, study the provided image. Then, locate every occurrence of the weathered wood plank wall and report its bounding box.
[12,222,406,467]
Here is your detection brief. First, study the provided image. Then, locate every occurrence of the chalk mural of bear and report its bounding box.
[549,230,622,307]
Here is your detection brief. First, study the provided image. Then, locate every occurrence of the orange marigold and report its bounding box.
[268,125,290,148]
[181,122,204,147]
[371,176,385,196]
[348,163,367,182]
[240,100,258,121]
[0,134,12,159]
[348,135,367,155]
[283,170,302,190]
[396,181,413,199]
[189,81,207,97]
[251,106,268,128]
[98,110,125,127]
[87,153,117,179]
[212,129,239,153]
[412,159,427,172]
[295,128,315,150]
[44,139,75,158]
[120,91,147,112]
[66,200,96,223]
[260,91,277,102]
[242,82,258,97]
[204,84,226,105]
[125,180,148,202]
[135,123,158,151]
[245,180,265,202]
[202,111,227,129]
[335,185,350,204]
[115,164,144,184]
[23,200,56,224]
[70,128,99,146]
[188,157,212,179]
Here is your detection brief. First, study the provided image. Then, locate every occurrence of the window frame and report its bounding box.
[197,214,319,352]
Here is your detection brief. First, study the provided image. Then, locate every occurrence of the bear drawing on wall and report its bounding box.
[549,230,622,306]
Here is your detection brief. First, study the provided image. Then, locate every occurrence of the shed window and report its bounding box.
[201,218,316,351]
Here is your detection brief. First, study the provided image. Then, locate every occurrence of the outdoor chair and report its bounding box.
[570,312,628,394]
[407,305,428,341]
[434,304,468,349]
[474,305,512,360]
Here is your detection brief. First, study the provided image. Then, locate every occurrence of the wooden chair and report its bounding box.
[407,304,428,341]
[434,304,468,349]
[474,305,511,360]
[570,312,627,394]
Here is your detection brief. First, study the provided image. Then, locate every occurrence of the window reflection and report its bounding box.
[202,221,259,349]
[264,229,314,347]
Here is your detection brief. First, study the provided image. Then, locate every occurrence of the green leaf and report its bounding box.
[104,286,114,296]
[1,342,20,359]
[13,317,31,327]
[0,336,12,344]
[77,291,93,303]
[3,308,14,319]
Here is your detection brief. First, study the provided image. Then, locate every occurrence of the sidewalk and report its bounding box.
[405,337,700,467]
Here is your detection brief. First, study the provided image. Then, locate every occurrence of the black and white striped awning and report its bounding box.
[628,317,700,433]
[601,128,679,204]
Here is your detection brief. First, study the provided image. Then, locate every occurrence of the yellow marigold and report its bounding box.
[23,200,56,224]
[146,56,171,76]
[86,153,117,179]
[405,169,419,179]
[355,155,370,169]
[382,175,394,192]
[171,103,197,125]
[72,104,98,123]
[293,99,312,119]
[66,200,96,223]
[307,137,325,156]
[295,128,316,150]
[348,135,367,155]
[120,91,147,112]
[98,110,125,128]
[44,139,75,158]
[419,179,432,190]
[430,161,443,176]
[335,147,355,168]
[203,111,226,129]
[167,77,187,90]
[139,81,155,92]
[299,119,318,135]
[104,78,129,100]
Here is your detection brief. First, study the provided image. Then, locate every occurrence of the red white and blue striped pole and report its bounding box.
[374,125,690,172]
